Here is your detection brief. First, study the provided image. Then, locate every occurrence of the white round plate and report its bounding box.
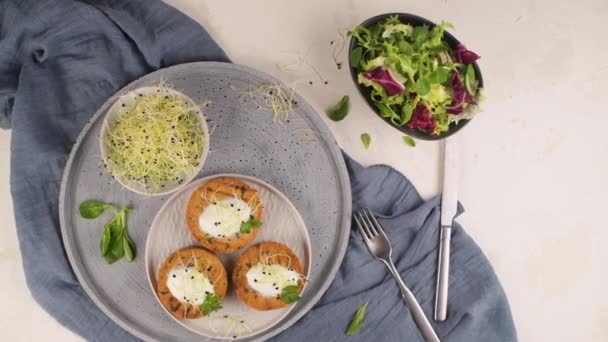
[100,86,210,196]
[145,174,311,340]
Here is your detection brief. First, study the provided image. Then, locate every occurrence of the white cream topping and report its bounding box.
[167,265,214,305]
[198,197,252,238]
[246,263,300,297]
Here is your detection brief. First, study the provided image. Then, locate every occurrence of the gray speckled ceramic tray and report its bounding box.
[59,62,351,342]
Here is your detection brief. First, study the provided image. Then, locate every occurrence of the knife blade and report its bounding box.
[434,136,459,322]
[441,137,459,225]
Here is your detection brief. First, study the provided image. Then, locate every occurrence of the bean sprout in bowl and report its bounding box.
[100,85,209,196]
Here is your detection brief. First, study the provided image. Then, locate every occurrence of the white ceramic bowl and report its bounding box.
[99,86,209,196]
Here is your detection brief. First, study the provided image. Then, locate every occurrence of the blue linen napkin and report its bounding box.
[1,0,516,341]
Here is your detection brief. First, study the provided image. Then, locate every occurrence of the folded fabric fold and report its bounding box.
[272,156,516,341]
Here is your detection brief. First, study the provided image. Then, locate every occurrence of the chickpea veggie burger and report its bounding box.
[232,242,305,311]
[186,177,263,253]
[156,247,228,319]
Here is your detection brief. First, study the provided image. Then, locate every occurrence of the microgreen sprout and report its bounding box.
[232,83,296,125]
[102,84,206,193]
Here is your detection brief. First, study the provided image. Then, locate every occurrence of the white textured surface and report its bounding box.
[1,0,606,341]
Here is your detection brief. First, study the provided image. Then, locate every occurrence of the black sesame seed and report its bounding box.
[191,276,194,279]
[240,320,244,323]
[309,81,313,85]
[254,279,257,282]
[172,274,176,278]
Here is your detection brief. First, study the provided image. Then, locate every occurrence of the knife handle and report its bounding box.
[434,225,452,322]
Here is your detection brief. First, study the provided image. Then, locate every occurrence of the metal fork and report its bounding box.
[355,209,440,342]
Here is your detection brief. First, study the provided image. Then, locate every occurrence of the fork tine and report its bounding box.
[357,210,377,238]
[355,212,373,239]
[365,208,387,238]
[361,209,380,237]
[353,214,371,242]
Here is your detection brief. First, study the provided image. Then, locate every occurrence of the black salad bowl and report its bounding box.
[348,13,484,140]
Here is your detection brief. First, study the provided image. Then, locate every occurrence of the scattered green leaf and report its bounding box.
[350,47,363,69]
[122,233,135,262]
[79,200,114,219]
[326,96,350,122]
[280,285,301,304]
[346,302,368,335]
[103,219,125,264]
[80,200,135,264]
[402,135,416,147]
[240,218,263,234]
[360,133,371,149]
[200,293,223,315]
[100,224,111,255]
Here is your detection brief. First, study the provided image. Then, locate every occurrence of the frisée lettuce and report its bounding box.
[349,16,482,135]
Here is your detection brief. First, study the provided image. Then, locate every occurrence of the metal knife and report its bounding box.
[434,136,459,322]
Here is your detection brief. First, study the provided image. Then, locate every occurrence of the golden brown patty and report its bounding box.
[156,247,228,319]
[186,177,263,253]
[232,242,305,311]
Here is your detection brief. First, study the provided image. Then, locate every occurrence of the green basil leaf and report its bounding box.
[103,220,125,264]
[100,224,111,255]
[360,133,371,149]
[429,67,449,84]
[346,302,368,336]
[79,200,112,219]
[200,293,223,315]
[122,234,135,262]
[326,96,350,122]
[350,47,363,69]
[280,285,301,304]
[240,218,263,234]
[401,103,414,124]
[402,136,416,147]
[415,78,431,96]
